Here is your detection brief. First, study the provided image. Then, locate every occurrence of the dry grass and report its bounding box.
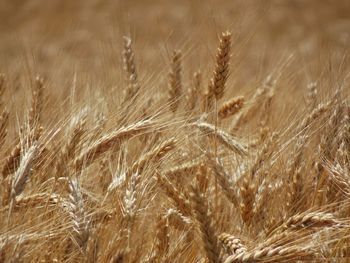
[0,0,350,262]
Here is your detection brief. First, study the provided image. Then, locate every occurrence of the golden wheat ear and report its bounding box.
[75,119,152,170]
[205,31,231,111]
[186,70,201,112]
[190,184,221,263]
[168,50,182,113]
[122,36,140,103]
[218,96,244,119]
[29,76,44,129]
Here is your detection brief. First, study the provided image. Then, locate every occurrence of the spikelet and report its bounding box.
[219,233,247,256]
[224,244,313,263]
[166,208,192,230]
[2,145,19,179]
[252,178,270,224]
[239,178,256,226]
[28,76,44,129]
[335,107,350,165]
[68,178,89,249]
[0,110,9,148]
[123,172,138,222]
[218,96,244,119]
[153,213,169,261]
[122,172,139,253]
[10,144,37,200]
[284,211,341,230]
[300,101,331,131]
[11,193,61,210]
[168,50,182,113]
[187,70,201,111]
[286,136,307,213]
[0,73,5,108]
[99,157,111,192]
[190,185,220,263]
[230,74,278,132]
[240,133,277,225]
[306,82,318,109]
[195,162,209,194]
[163,159,202,182]
[5,145,37,217]
[122,36,140,102]
[249,132,277,176]
[205,31,231,110]
[208,157,239,208]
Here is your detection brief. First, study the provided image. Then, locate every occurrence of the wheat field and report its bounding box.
[0,0,350,262]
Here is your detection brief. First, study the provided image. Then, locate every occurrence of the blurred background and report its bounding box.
[0,0,349,103]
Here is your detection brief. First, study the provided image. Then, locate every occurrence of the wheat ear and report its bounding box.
[190,185,220,263]
[168,50,182,113]
[68,178,89,249]
[28,76,44,128]
[224,244,313,263]
[157,174,192,216]
[130,138,176,175]
[218,96,244,119]
[7,144,37,224]
[219,233,247,256]
[208,157,239,208]
[186,70,201,111]
[284,211,341,230]
[205,31,231,111]
[122,36,140,102]
[0,110,9,149]
[75,119,152,170]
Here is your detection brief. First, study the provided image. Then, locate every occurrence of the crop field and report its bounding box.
[0,0,350,262]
